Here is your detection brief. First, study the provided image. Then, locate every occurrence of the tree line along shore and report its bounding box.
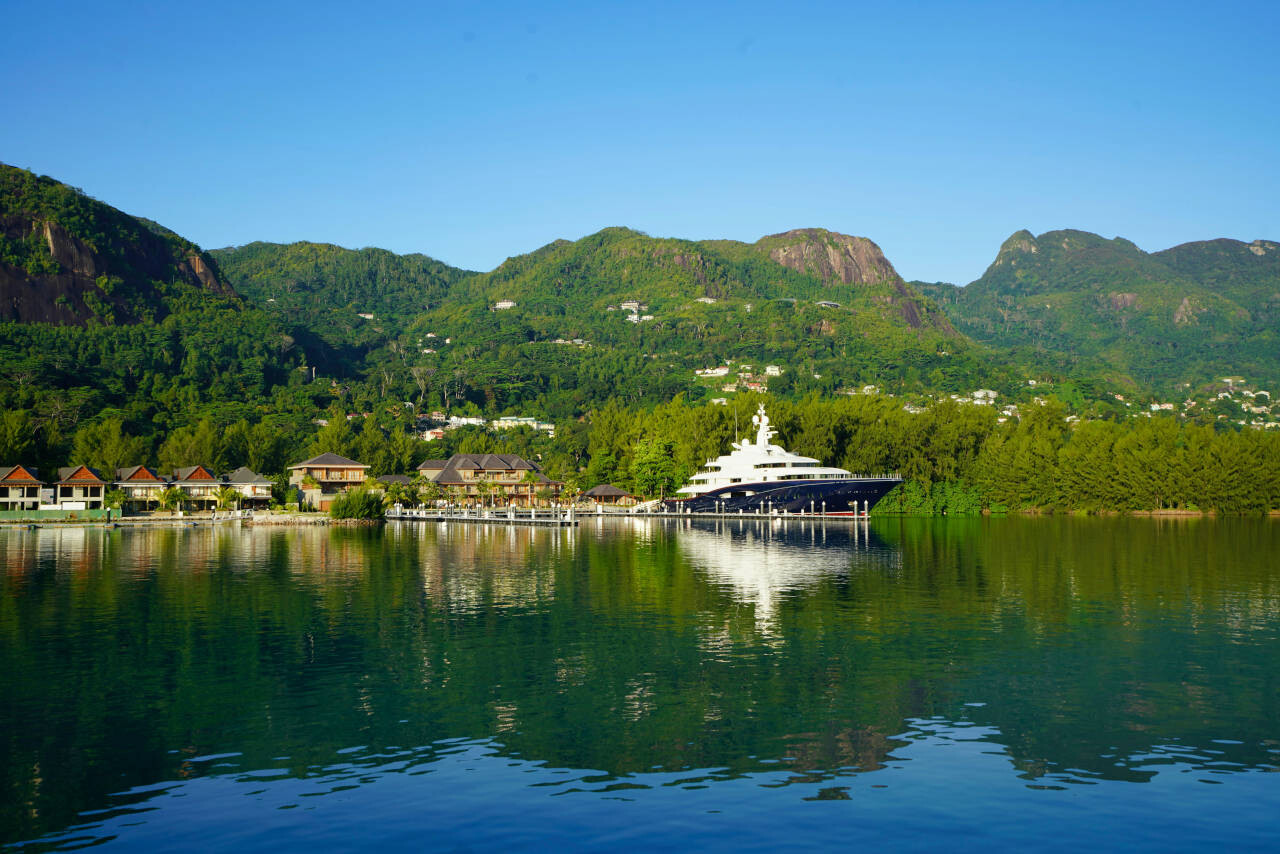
[5,394,1279,518]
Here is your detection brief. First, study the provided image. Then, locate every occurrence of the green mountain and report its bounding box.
[209,241,474,354]
[3,166,1278,511]
[0,165,317,474]
[0,164,237,325]
[1154,238,1280,312]
[915,229,1280,391]
[393,226,997,417]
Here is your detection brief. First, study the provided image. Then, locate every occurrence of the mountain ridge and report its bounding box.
[0,163,237,325]
[915,227,1279,390]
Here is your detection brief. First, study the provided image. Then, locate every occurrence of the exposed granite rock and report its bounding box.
[759,228,898,286]
[991,229,1038,267]
[1174,295,1200,326]
[0,212,235,325]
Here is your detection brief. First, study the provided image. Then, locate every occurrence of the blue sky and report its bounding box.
[3,0,1276,283]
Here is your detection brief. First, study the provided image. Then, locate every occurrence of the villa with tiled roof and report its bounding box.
[224,467,273,506]
[417,453,560,506]
[0,465,43,511]
[288,453,369,510]
[170,465,221,510]
[56,465,108,510]
[115,465,168,511]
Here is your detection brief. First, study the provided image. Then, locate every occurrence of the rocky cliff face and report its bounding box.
[0,211,236,325]
[758,228,899,286]
[754,228,952,332]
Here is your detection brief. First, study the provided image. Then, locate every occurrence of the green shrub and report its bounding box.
[329,488,384,520]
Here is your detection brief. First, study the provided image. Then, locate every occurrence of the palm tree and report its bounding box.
[382,482,417,509]
[104,488,127,513]
[419,480,443,507]
[521,469,542,507]
[157,486,185,515]
[215,485,240,511]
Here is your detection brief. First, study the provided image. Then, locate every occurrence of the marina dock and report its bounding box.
[386,506,579,527]
[385,504,874,527]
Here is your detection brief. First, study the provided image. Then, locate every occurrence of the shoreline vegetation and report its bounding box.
[5,394,1280,519]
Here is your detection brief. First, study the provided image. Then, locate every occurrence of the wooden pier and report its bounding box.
[385,504,874,527]
[385,506,579,527]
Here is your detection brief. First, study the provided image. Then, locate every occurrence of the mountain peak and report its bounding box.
[755,228,898,285]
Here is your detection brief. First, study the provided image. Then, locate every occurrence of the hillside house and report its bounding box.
[288,453,370,511]
[416,453,560,507]
[0,465,42,511]
[55,465,107,510]
[491,416,556,436]
[492,300,516,310]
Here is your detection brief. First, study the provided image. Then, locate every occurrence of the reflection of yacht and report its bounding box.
[662,404,902,514]
[676,520,891,632]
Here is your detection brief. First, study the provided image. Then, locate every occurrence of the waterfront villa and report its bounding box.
[170,465,222,511]
[416,453,561,506]
[55,465,107,510]
[288,453,369,510]
[224,467,273,507]
[0,465,42,511]
[115,465,168,511]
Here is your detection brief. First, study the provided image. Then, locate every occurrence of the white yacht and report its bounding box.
[663,404,902,514]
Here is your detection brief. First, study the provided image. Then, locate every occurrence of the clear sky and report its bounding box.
[2,0,1276,283]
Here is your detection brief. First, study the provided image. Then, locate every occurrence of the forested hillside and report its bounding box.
[210,241,474,364]
[383,226,1007,420]
[916,229,1280,392]
[3,164,1278,514]
[1,164,235,325]
[0,165,322,475]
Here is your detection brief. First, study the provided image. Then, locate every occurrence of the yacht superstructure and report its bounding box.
[662,404,901,514]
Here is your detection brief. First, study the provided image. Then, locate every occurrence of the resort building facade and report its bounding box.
[288,453,369,511]
[416,453,561,506]
[0,465,43,511]
[56,466,108,510]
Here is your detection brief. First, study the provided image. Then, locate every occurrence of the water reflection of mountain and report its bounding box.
[673,519,900,630]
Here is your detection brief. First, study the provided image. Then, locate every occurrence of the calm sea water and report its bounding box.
[1,517,1277,851]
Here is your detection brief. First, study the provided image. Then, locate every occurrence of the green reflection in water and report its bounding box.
[0,517,1277,843]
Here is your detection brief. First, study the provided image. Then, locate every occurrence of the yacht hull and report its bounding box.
[661,477,902,514]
